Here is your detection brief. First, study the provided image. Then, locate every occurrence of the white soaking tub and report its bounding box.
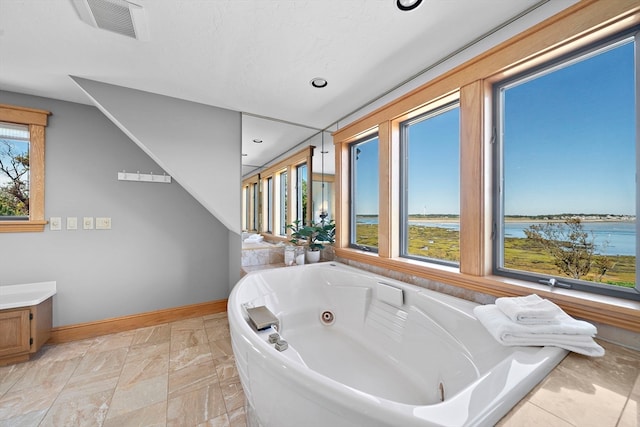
[228,262,567,427]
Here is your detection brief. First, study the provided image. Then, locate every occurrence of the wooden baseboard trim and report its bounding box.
[49,299,227,344]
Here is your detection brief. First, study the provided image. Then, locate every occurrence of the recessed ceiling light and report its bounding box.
[397,0,423,11]
[310,77,328,88]
[253,139,263,144]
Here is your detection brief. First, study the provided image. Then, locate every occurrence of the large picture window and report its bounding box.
[400,103,460,265]
[350,134,379,251]
[494,30,638,299]
[0,122,30,219]
[0,104,49,233]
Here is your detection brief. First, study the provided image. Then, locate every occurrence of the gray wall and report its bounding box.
[0,91,235,327]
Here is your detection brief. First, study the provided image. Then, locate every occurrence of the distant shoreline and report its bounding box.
[404,218,636,223]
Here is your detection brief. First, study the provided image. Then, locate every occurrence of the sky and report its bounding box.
[353,37,636,217]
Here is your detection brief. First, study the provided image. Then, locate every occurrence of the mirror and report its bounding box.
[241,115,335,234]
[311,130,335,225]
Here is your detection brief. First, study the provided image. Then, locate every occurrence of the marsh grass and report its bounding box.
[354,224,635,287]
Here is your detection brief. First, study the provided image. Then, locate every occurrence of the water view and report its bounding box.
[357,216,636,256]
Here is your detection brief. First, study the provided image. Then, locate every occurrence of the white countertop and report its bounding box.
[0,281,56,310]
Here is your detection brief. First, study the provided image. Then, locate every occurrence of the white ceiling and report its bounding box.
[0,0,572,177]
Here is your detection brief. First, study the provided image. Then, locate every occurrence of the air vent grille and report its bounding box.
[87,0,136,38]
[72,0,149,40]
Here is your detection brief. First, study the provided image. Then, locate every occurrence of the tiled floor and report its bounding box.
[499,339,640,427]
[0,312,639,427]
[0,313,245,427]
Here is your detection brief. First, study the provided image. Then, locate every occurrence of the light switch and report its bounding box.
[66,217,77,230]
[96,217,111,230]
[49,217,61,231]
[83,217,94,230]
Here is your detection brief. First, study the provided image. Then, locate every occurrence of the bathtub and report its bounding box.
[228,262,567,427]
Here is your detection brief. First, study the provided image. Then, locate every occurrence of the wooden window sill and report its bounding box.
[335,247,640,333]
[0,221,47,233]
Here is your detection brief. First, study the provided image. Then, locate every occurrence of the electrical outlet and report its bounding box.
[83,217,94,230]
[96,217,112,230]
[49,217,61,231]
[66,217,77,230]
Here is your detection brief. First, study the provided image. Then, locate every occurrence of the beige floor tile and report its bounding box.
[210,338,234,359]
[198,413,231,427]
[118,352,169,388]
[214,355,239,382]
[167,382,227,426]
[497,401,573,426]
[169,359,219,399]
[87,330,136,353]
[32,339,93,364]
[170,343,213,371]
[127,340,171,362]
[72,347,128,378]
[132,323,171,346]
[57,369,120,403]
[618,373,640,427]
[9,357,80,392]
[227,406,247,427]
[171,328,209,353]
[529,346,639,427]
[103,400,167,427]
[171,317,205,331]
[0,382,65,420]
[107,374,168,419]
[220,378,245,412]
[38,389,112,427]
[0,408,48,427]
[206,324,231,342]
[0,363,29,397]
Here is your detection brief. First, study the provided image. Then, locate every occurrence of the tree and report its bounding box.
[0,139,29,216]
[524,218,598,280]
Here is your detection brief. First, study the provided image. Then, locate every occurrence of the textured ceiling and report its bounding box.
[0,0,575,177]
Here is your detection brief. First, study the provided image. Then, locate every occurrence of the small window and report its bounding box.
[350,134,379,251]
[494,30,638,299]
[266,177,273,234]
[296,163,308,224]
[400,103,460,265]
[279,170,288,235]
[0,122,30,220]
[252,182,259,231]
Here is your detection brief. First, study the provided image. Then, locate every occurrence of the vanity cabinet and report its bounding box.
[0,297,52,365]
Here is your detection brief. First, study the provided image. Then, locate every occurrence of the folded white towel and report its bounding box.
[244,234,264,243]
[496,294,563,324]
[474,304,604,357]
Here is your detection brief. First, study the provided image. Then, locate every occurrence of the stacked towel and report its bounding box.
[495,294,563,324]
[473,295,604,357]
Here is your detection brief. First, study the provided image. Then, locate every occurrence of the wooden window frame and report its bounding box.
[0,104,51,233]
[245,146,314,241]
[333,1,640,332]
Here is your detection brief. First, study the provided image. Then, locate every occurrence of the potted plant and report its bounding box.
[286,220,335,263]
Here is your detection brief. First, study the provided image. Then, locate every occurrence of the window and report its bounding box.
[0,104,50,233]
[494,30,638,299]
[242,184,249,231]
[266,176,273,233]
[401,103,460,265]
[350,134,379,251]
[333,3,640,327]
[252,182,259,231]
[0,122,30,219]
[278,170,288,235]
[296,163,308,224]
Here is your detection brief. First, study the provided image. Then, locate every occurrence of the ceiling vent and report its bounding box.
[71,0,149,41]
